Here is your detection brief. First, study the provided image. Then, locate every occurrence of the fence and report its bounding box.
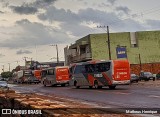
[130,63,160,75]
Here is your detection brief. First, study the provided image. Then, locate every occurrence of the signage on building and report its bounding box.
[37,65,50,69]
[116,47,127,58]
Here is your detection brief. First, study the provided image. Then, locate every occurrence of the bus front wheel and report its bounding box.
[109,85,116,89]
[74,81,80,89]
[43,81,46,87]
[61,84,66,87]
[94,81,98,89]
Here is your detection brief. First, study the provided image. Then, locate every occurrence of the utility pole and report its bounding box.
[97,25,111,60]
[56,44,59,64]
[23,57,27,69]
[2,65,4,72]
[50,44,59,65]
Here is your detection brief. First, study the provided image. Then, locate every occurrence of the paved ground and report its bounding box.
[9,80,160,109]
[7,80,160,117]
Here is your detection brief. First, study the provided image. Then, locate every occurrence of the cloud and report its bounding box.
[38,7,94,36]
[16,49,32,55]
[115,6,131,15]
[9,0,57,15]
[38,6,145,36]
[10,5,38,15]
[107,0,117,5]
[146,19,160,29]
[0,1,147,49]
[32,0,57,8]
[0,19,74,48]
[98,2,110,8]
[0,54,5,58]
[0,11,4,13]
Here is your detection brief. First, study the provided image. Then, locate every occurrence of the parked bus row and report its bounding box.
[13,70,41,84]
[41,59,130,89]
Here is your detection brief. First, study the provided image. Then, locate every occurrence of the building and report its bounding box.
[64,30,160,74]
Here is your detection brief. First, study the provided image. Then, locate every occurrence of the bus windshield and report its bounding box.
[74,62,110,74]
[41,69,54,77]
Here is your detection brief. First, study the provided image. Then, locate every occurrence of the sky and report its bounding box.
[0,0,160,72]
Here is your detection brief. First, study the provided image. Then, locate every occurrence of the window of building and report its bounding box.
[131,44,138,47]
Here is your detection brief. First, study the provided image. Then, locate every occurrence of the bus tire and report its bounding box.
[94,81,98,89]
[61,84,65,87]
[74,81,80,89]
[109,85,116,89]
[43,81,46,87]
[89,86,93,89]
[98,86,102,89]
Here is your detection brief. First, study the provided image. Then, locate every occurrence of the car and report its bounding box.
[130,74,139,83]
[27,76,40,84]
[139,72,155,81]
[156,72,160,80]
[0,81,8,88]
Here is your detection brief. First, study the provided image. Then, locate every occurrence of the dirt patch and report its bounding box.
[0,88,141,117]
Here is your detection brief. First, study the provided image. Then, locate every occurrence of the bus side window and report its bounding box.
[74,65,86,74]
[85,64,95,73]
[96,62,110,72]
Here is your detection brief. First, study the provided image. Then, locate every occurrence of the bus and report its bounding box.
[70,60,130,89]
[41,66,70,87]
[13,70,33,83]
[34,70,42,80]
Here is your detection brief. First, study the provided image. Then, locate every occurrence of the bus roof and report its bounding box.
[42,66,69,71]
[70,59,129,66]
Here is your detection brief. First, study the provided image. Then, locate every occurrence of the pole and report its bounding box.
[35,44,37,61]
[107,26,111,60]
[97,25,111,60]
[24,57,27,69]
[139,54,142,71]
[56,44,59,64]
[2,65,4,72]
[50,44,59,65]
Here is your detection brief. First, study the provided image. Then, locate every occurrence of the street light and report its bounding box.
[50,44,59,64]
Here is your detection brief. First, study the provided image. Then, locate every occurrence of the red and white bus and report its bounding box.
[41,66,70,87]
[33,70,42,80]
[70,60,130,89]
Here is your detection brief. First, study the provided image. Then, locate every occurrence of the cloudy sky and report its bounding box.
[0,0,160,72]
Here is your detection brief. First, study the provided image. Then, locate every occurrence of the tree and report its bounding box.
[1,71,13,78]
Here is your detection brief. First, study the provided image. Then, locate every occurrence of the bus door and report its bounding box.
[47,68,56,84]
[73,64,89,86]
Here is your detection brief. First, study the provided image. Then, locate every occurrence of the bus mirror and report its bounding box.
[69,74,72,78]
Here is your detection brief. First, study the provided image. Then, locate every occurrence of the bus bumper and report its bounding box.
[112,80,130,85]
[56,80,69,84]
